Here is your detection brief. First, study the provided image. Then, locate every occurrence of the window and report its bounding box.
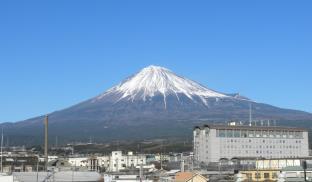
[255,173,261,179]
[255,130,261,137]
[282,131,287,138]
[227,130,233,137]
[246,173,252,181]
[246,173,252,180]
[219,130,226,137]
[295,132,303,138]
[195,130,200,136]
[264,173,270,179]
[205,128,209,135]
[241,130,248,138]
[289,131,294,138]
[248,130,254,137]
[234,130,240,137]
[276,131,281,138]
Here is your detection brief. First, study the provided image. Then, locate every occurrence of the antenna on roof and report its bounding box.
[249,103,252,126]
[55,136,58,148]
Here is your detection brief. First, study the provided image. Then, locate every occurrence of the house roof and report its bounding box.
[175,172,207,182]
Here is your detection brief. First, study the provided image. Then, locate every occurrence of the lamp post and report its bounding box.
[36,158,39,182]
[302,160,307,182]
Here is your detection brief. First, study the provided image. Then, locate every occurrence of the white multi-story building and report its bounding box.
[193,124,309,164]
[68,157,89,167]
[68,151,147,172]
[109,151,146,172]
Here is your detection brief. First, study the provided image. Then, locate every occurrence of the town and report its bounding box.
[1,117,311,182]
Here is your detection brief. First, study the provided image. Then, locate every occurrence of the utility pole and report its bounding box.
[160,141,163,170]
[180,153,184,172]
[1,127,3,173]
[36,157,39,182]
[44,115,49,171]
[249,103,252,126]
[139,163,143,181]
[303,160,307,182]
[55,136,58,148]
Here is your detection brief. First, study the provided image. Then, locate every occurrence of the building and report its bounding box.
[67,151,147,172]
[68,157,89,167]
[109,151,146,172]
[193,124,309,164]
[12,171,103,182]
[278,166,312,181]
[0,175,13,182]
[103,174,153,182]
[235,158,302,182]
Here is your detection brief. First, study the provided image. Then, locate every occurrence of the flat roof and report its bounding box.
[194,124,307,132]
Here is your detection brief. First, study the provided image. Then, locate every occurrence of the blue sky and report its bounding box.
[0,1,311,122]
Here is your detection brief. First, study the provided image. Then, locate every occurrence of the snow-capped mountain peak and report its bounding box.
[95,65,228,106]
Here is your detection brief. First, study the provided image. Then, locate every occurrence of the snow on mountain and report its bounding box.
[4,65,312,145]
[94,65,229,106]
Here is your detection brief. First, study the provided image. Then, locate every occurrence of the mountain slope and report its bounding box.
[3,65,312,145]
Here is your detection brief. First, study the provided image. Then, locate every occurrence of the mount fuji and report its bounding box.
[3,65,312,145]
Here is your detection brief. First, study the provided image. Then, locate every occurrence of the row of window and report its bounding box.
[222,139,302,144]
[223,145,301,149]
[216,129,303,138]
[245,172,278,180]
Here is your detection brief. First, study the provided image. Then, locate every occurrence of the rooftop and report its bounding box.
[194,124,307,132]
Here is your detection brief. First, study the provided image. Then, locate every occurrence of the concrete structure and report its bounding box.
[0,174,13,182]
[109,151,146,172]
[67,151,147,172]
[103,174,153,182]
[68,157,89,167]
[194,124,309,164]
[39,155,59,163]
[278,166,312,181]
[12,171,102,182]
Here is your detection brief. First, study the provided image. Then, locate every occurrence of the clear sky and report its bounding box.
[1,0,311,122]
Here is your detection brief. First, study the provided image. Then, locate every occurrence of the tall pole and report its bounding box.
[36,157,39,182]
[55,136,58,148]
[0,127,3,173]
[139,163,143,181]
[160,141,163,170]
[180,153,184,172]
[44,115,49,171]
[303,160,307,182]
[249,103,252,126]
